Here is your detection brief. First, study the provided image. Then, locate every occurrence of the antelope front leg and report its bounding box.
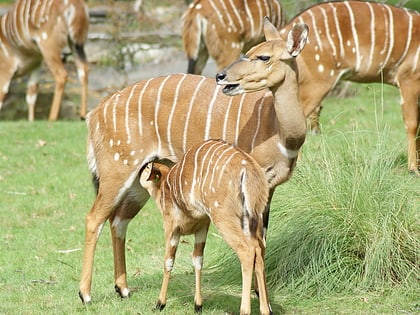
[192,224,209,313]
[26,69,41,122]
[109,215,132,299]
[74,54,88,119]
[399,84,420,174]
[79,201,110,303]
[156,232,180,310]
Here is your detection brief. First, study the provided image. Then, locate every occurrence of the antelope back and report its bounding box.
[0,0,89,51]
[87,74,277,194]
[166,140,268,220]
[280,1,420,88]
[182,0,284,73]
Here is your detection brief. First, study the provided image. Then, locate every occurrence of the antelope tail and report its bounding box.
[64,0,89,61]
[182,5,204,74]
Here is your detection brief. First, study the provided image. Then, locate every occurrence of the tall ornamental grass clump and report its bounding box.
[211,127,419,297]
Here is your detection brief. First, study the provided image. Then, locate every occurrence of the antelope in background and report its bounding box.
[79,20,308,303]
[140,139,271,315]
[279,1,420,174]
[182,0,284,74]
[0,0,89,121]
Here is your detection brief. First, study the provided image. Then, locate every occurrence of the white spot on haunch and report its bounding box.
[318,64,324,72]
[109,139,113,147]
[41,32,48,40]
[214,201,219,207]
[315,54,320,61]
[114,153,120,161]
[330,70,335,76]
[241,159,247,165]
[123,160,128,165]
[134,159,139,166]
[130,151,135,156]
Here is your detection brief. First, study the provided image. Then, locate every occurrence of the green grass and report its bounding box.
[0,83,419,314]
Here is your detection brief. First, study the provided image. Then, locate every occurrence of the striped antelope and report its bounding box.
[78,20,308,303]
[140,139,271,315]
[182,0,284,74]
[279,0,420,174]
[0,0,89,121]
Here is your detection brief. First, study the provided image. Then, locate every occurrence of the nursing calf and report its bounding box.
[140,139,271,315]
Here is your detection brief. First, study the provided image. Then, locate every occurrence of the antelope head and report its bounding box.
[139,162,170,201]
[216,18,308,96]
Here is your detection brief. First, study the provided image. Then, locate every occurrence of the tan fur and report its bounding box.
[182,0,284,74]
[140,140,270,315]
[78,20,308,304]
[280,1,420,173]
[0,0,89,121]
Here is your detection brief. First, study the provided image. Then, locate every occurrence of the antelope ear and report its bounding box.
[263,16,281,41]
[286,23,309,57]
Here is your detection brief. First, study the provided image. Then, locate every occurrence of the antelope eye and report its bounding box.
[257,55,270,62]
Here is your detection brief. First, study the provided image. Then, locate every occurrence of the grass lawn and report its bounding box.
[0,82,418,314]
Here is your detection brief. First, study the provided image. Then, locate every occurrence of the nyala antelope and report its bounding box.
[279,0,420,174]
[0,0,89,121]
[182,0,284,74]
[79,20,308,304]
[140,139,271,315]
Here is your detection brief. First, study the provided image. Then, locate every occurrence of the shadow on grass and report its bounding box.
[131,270,285,314]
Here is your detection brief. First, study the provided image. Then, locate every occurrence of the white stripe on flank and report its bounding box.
[167,74,187,157]
[204,85,222,140]
[381,5,394,70]
[228,0,244,32]
[308,9,323,52]
[112,93,120,134]
[251,94,267,151]
[125,85,138,145]
[208,0,225,28]
[344,1,361,71]
[219,0,236,32]
[199,142,220,194]
[234,94,246,146]
[255,0,263,34]
[155,75,172,156]
[244,0,255,37]
[137,78,153,137]
[216,148,239,186]
[208,144,231,188]
[366,2,375,72]
[329,3,345,58]
[320,7,336,58]
[222,97,234,141]
[183,76,207,152]
[395,9,412,68]
[190,142,209,200]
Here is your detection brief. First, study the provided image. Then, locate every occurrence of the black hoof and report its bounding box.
[194,303,203,313]
[114,285,130,299]
[78,291,91,304]
[156,300,166,311]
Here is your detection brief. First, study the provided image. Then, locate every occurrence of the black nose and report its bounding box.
[215,72,226,83]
